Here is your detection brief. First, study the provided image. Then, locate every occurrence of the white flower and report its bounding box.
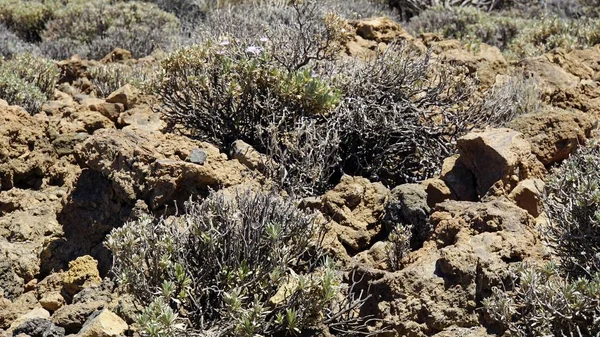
[259,37,269,42]
[219,40,230,46]
[245,46,263,55]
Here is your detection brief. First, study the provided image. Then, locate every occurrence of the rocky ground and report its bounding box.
[1,18,599,337]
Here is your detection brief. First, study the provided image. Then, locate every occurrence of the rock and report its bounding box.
[106,84,139,110]
[117,105,163,132]
[457,128,545,198]
[188,148,207,165]
[0,106,55,191]
[230,140,272,172]
[39,292,65,312]
[0,292,37,329]
[353,241,390,270]
[422,178,454,208]
[87,102,124,123]
[350,17,414,43]
[312,175,389,259]
[75,128,255,210]
[52,133,91,157]
[75,309,127,337]
[100,48,132,63]
[520,54,579,95]
[71,110,114,134]
[508,179,545,218]
[359,198,545,336]
[11,318,65,337]
[438,43,508,87]
[508,109,596,165]
[0,255,23,300]
[384,184,431,248]
[62,256,102,297]
[7,308,50,333]
[440,155,478,202]
[52,301,106,334]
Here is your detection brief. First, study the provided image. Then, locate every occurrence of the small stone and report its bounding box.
[8,307,50,333]
[62,256,102,297]
[106,84,139,110]
[40,291,65,312]
[188,148,207,165]
[509,179,545,217]
[76,309,127,337]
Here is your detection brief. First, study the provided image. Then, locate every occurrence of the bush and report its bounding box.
[0,69,46,113]
[387,0,505,20]
[326,43,482,186]
[41,0,180,59]
[408,6,522,50]
[542,141,600,276]
[0,0,55,41]
[88,62,161,98]
[508,16,600,58]
[481,72,542,127]
[0,53,59,113]
[157,39,343,195]
[483,263,600,336]
[106,190,373,335]
[0,23,39,58]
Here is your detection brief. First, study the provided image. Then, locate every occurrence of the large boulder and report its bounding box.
[457,128,545,198]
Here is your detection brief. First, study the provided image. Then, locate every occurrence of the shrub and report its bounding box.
[199,0,353,71]
[42,0,180,59]
[508,16,600,58]
[0,53,58,113]
[542,141,600,276]
[483,263,600,336]
[88,62,161,98]
[106,190,373,335]
[0,23,40,58]
[481,72,542,127]
[0,68,46,113]
[387,0,505,20]
[157,40,343,195]
[0,0,54,41]
[387,225,411,271]
[325,43,482,186]
[408,6,522,50]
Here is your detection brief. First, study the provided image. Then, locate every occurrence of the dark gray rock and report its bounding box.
[384,183,431,248]
[12,318,65,337]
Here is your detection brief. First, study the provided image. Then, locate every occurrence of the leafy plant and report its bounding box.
[542,141,600,277]
[106,189,373,335]
[0,53,58,114]
[484,263,600,336]
[41,0,180,59]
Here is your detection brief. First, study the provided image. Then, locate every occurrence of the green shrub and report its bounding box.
[408,6,522,50]
[42,0,180,59]
[88,62,160,98]
[157,40,342,195]
[387,0,505,20]
[0,53,58,113]
[481,72,542,127]
[483,263,600,336]
[542,141,600,276]
[508,16,600,58]
[106,190,372,335]
[0,68,46,113]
